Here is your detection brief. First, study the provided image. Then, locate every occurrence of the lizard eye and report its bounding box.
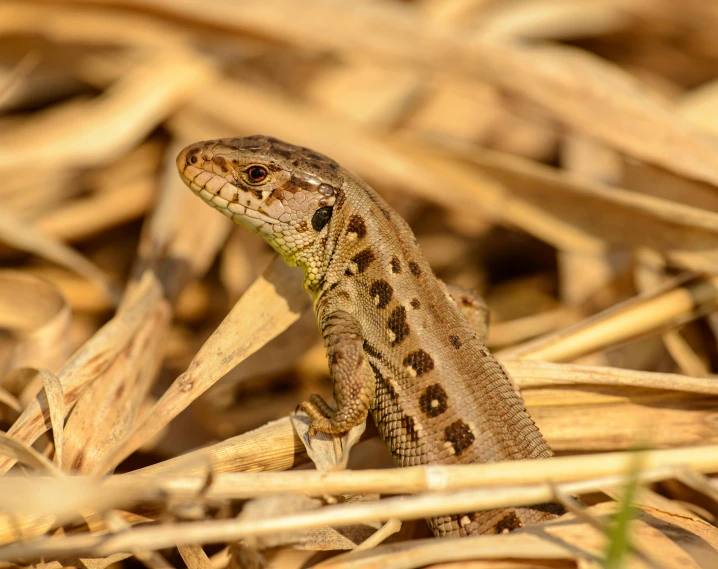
[245,165,268,184]
[311,206,333,232]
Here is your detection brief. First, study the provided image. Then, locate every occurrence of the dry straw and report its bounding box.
[1,1,718,568]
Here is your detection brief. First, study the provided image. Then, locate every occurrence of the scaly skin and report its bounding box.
[176,135,564,537]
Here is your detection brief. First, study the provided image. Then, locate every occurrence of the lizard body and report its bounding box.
[176,136,564,537]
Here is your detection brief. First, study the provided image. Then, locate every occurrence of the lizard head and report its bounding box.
[176,135,345,273]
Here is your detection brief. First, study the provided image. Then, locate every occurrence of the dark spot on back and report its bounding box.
[390,257,401,274]
[445,419,475,456]
[346,214,367,238]
[402,415,419,441]
[274,148,292,159]
[461,296,478,308]
[370,362,397,400]
[307,152,325,161]
[410,298,421,309]
[387,306,410,346]
[409,261,422,277]
[351,249,375,273]
[449,335,462,349]
[495,512,522,533]
[403,349,434,377]
[370,280,393,309]
[419,383,448,417]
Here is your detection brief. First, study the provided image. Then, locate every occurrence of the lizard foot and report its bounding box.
[299,395,367,435]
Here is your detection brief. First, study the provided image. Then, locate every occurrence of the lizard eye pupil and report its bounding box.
[247,166,267,183]
[311,206,333,232]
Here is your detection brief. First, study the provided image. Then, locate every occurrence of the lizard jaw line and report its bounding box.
[181,172,280,226]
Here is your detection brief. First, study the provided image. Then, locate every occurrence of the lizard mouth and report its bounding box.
[177,166,280,228]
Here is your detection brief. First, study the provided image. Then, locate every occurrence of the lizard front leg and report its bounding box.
[299,310,375,435]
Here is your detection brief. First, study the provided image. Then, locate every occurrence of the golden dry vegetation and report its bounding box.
[1,0,718,568]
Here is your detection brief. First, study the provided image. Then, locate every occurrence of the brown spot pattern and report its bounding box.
[387,306,410,346]
[351,249,376,273]
[419,383,448,417]
[346,214,367,238]
[409,261,422,277]
[370,280,393,308]
[410,298,421,309]
[403,349,434,376]
[444,420,475,456]
[390,257,402,274]
[449,335,462,349]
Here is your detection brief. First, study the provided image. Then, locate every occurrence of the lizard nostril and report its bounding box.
[189,155,197,164]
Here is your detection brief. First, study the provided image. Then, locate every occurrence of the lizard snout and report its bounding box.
[176,143,214,176]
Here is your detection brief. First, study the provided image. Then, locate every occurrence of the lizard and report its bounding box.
[176,135,564,537]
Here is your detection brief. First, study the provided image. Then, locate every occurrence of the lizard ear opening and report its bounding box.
[311,206,333,232]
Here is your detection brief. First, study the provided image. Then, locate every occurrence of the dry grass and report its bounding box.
[1,0,718,567]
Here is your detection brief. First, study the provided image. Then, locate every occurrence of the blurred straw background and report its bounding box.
[2,0,718,567]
